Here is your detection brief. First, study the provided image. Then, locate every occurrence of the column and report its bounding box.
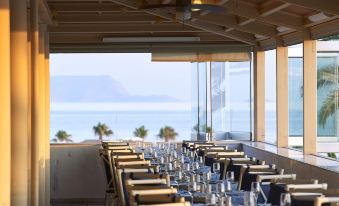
[276,46,289,148]
[0,0,12,205]
[44,31,51,206]
[31,0,40,204]
[253,51,265,142]
[303,40,317,154]
[10,0,29,204]
[38,25,47,206]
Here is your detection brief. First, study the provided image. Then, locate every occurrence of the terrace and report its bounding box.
[1,0,339,205]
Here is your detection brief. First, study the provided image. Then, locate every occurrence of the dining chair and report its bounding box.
[138,202,191,206]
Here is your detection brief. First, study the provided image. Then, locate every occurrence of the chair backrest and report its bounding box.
[314,196,339,206]
[139,202,191,206]
[286,183,328,191]
[134,194,185,205]
[116,168,156,206]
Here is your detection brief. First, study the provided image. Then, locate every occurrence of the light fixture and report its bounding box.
[276,26,290,33]
[102,37,201,43]
[308,12,329,22]
[254,34,267,39]
[191,0,202,11]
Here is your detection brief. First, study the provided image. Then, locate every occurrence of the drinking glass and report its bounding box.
[218,196,226,206]
[226,171,234,182]
[213,162,220,180]
[226,196,232,206]
[251,182,261,203]
[225,180,232,192]
[217,182,225,194]
[207,193,216,205]
[280,193,291,206]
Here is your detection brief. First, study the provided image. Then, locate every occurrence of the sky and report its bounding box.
[50,53,192,102]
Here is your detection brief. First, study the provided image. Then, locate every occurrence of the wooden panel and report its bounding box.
[253,51,265,142]
[276,46,289,148]
[303,40,317,154]
[0,0,11,205]
[152,52,250,62]
[10,0,30,204]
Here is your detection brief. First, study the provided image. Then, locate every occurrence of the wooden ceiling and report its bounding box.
[46,0,339,53]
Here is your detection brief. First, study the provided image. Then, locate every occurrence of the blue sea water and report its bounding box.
[50,110,191,142]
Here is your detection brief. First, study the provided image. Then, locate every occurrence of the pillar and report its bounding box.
[38,24,47,206]
[303,40,317,154]
[253,51,265,142]
[0,0,12,205]
[10,0,29,204]
[30,0,40,204]
[44,31,51,206]
[276,46,289,148]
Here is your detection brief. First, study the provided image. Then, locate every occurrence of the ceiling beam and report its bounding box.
[49,23,202,33]
[39,0,54,25]
[223,0,304,30]
[259,0,291,17]
[49,33,237,43]
[50,42,252,53]
[194,13,277,37]
[55,14,168,23]
[49,3,136,13]
[110,0,257,45]
[280,0,339,16]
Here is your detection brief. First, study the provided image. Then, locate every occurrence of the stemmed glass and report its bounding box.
[251,182,261,203]
[213,162,221,180]
[280,193,291,206]
[226,171,235,182]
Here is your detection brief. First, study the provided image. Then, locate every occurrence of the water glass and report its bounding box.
[218,196,226,206]
[226,196,232,206]
[280,193,291,206]
[207,193,216,205]
[251,182,261,202]
[195,174,201,183]
[226,171,235,182]
[213,162,221,173]
[244,191,256,206]
[225,180,232,192]
[217,182,225,193]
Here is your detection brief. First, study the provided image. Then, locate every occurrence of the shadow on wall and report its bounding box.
[50,143,106,205]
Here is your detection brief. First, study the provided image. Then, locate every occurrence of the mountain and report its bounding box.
[51,75,181,102]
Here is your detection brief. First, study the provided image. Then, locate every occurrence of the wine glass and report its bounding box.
[226,196,232,206]
[280,193,291,206]
[225,180,232,192]
[226,171,234,182]
[213,162,221,180]
[251,182,261,202]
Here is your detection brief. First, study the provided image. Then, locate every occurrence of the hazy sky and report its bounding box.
[50,53,192,102]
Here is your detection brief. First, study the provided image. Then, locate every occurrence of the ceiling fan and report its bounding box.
[139,0,224,20]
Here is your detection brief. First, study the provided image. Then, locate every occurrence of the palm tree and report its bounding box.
[206,126,213,139]
[133,125,148,139]
[93,122,113,141]
[315,65,339,127]
[157,126,178,142]
[52,130,73,143]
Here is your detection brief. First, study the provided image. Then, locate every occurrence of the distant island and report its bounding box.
[51,75,181,102]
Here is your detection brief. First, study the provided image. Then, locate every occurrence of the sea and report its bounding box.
[50,110,192,142]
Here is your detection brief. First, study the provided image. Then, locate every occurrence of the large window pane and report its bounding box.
[191,62,199,139]
[288,44,304,148]
[228,61,252,132]
[211,62,226,133]
[317,55,338,139]
[198,62,208,133]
